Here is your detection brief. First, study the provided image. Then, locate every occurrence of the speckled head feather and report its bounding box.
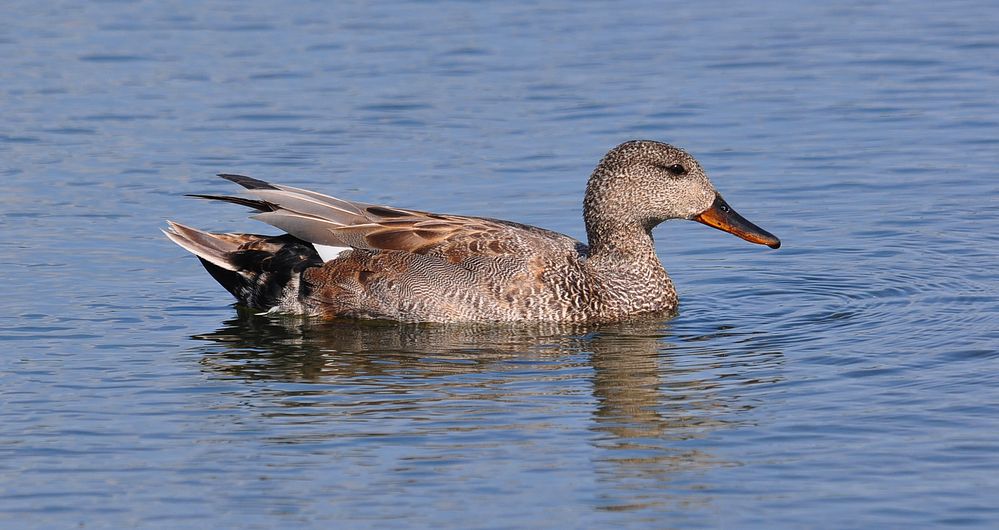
[165,140,780,323]
[584,140,718,255]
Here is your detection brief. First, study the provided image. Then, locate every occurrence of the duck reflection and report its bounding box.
[193,309,783,512]
[194,307,600,380]
[585,325,784,512]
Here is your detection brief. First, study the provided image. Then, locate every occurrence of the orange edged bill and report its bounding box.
[693,193,781,249]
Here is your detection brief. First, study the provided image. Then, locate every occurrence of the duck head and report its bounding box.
[584,140,780,250]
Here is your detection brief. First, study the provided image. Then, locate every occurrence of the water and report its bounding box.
[2,0,998,527]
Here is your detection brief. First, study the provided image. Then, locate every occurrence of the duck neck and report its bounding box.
[582,172,669,282]
[583,169,659,263]
[583,216,675,318]
[585,216,660,265]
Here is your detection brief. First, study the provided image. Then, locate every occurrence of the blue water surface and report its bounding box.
[1,1,998,528]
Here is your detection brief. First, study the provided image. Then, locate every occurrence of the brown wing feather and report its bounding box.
[214,174,580,259]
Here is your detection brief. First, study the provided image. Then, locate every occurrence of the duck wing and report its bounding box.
[195,174,580,260]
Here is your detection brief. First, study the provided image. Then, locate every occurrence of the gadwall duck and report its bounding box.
[165,140,779,322]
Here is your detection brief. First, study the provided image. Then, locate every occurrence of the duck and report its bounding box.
[165,140,780,323]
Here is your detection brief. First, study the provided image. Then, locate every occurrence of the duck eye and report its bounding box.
[661,163,687,176]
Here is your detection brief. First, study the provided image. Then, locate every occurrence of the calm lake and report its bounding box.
[2,0,998,528]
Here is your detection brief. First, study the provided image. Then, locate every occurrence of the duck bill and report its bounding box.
[693,194,781,249]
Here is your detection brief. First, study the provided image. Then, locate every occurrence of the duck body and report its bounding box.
[302,220,673,322]
[166,141,779,323]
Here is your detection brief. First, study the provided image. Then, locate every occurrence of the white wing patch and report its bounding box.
[314,244,352,262]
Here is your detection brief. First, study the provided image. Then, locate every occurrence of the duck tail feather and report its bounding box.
[164,221,322,310]
[163,221,240,271]
[186,194,278,212]
[217,173,279,190]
